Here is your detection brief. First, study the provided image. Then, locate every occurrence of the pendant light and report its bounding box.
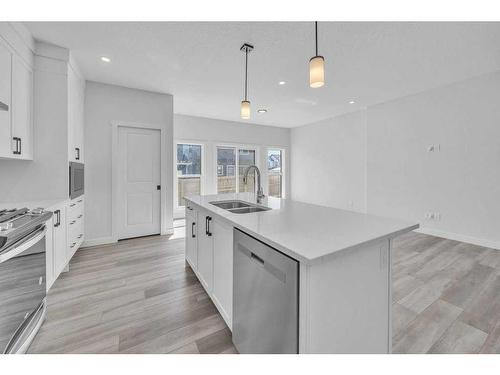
[309,21,325,88]
[240,43,253,119]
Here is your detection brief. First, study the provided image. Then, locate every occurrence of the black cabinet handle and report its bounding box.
[18,138,21,155]
[206,216,212,237]
[191,222,196,238]
[75,147,80,160]
[12,137,21,155]
[54,210,61,227]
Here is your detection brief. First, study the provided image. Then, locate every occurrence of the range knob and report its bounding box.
[0,222,13,231]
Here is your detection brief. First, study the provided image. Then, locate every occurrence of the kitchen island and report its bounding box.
[184,193,418,353]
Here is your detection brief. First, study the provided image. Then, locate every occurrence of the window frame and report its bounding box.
[214,143,260,195]
[174,140,206,217]
[266,147,286,198]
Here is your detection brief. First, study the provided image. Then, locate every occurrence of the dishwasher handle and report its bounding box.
[237,243,287,284]
[251,252,265,265]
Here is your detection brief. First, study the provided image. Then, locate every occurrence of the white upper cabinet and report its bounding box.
[0,39,13,158]
[0,32,33,160]
[68,65,85,163]
[11,54,33,160]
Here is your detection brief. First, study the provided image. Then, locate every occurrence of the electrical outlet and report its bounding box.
[424,212,441,220]
[427,144,441,153]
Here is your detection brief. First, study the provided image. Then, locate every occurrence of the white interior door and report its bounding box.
[118,126,161,240]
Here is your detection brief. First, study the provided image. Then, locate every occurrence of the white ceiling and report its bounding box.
[24,22,500,128]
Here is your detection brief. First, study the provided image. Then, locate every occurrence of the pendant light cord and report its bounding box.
[315,21,318,57]
[244,48,248,101]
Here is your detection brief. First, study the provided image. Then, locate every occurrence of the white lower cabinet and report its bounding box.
[52,204,67,277]
[185,205,234,330]
[212,219,234,329]
[67,196,85,259]
[185,208,198,270]
[45,197,84,291]
[197,212,214,293]
[45,202,68,291]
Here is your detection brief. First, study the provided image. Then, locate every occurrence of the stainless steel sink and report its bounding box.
[209,200,251,210]
[228,206,271,214]
[209,200,271,214]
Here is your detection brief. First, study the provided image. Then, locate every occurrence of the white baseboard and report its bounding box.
[416,227,500,251]
[81,237,117,248]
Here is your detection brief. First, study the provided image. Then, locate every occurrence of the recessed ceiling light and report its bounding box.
[101,56,111,63]
[257,109,267,113]
[279,81,286,85]
[349,100,355,104]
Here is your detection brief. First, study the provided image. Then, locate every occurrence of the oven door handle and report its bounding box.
[0,226,47,264]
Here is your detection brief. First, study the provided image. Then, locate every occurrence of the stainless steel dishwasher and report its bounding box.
[233,229,298,354]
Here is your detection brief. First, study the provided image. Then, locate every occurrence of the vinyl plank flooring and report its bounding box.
[480,320,500,353]
[393,299,463,354]
[428,320,487,354]
[28,230,500,354]
[441,263,495,309]
[195,327,234,354]
[392,303,418,339]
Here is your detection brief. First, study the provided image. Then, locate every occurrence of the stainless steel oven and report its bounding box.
[69,161,84,200]
[0,219,49,354]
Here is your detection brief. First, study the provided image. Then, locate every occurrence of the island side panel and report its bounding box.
[301,239,391,353]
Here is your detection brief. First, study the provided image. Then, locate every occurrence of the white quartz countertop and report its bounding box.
[185,193,419,265]
[1,198,68,211]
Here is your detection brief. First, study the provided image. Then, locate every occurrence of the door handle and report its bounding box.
[191,222,196,238]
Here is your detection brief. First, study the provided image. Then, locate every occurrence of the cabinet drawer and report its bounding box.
[67,197,84,221]
[67,221,84,253]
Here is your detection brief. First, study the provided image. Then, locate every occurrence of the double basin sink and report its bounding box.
[209,200,271,214]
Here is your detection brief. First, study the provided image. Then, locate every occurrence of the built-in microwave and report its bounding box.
[69,162,84,200]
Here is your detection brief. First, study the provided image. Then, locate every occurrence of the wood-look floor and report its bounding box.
[28,229,500,354]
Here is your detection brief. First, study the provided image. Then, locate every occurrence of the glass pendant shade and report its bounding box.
[309,55,325,88]
[241,100,251,119]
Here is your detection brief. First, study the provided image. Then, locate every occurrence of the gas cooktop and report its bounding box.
[0,208,52,252]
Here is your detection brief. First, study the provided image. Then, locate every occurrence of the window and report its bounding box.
[238,149,256,193]
[217,147,237,193]
[217,146,257,194]
[267,149,283,198]
[176,143,202,207]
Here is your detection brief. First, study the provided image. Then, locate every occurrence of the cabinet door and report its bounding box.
[0,40,12,158]
[11,55,33,160]
[45,217,55,292]
[185,210,198,270]
[53,206,67,276]
[68,67,85,162]
[212,219,234,329]
[197,212,213,293]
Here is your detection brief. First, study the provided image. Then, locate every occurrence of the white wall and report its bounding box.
[290,110,367,213]
[367,71,500,248]
[291,70,500,249]
[174,114,291,211]
[85,81,173,244]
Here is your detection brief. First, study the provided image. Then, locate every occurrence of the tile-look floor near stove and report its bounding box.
[29,230,500,354]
